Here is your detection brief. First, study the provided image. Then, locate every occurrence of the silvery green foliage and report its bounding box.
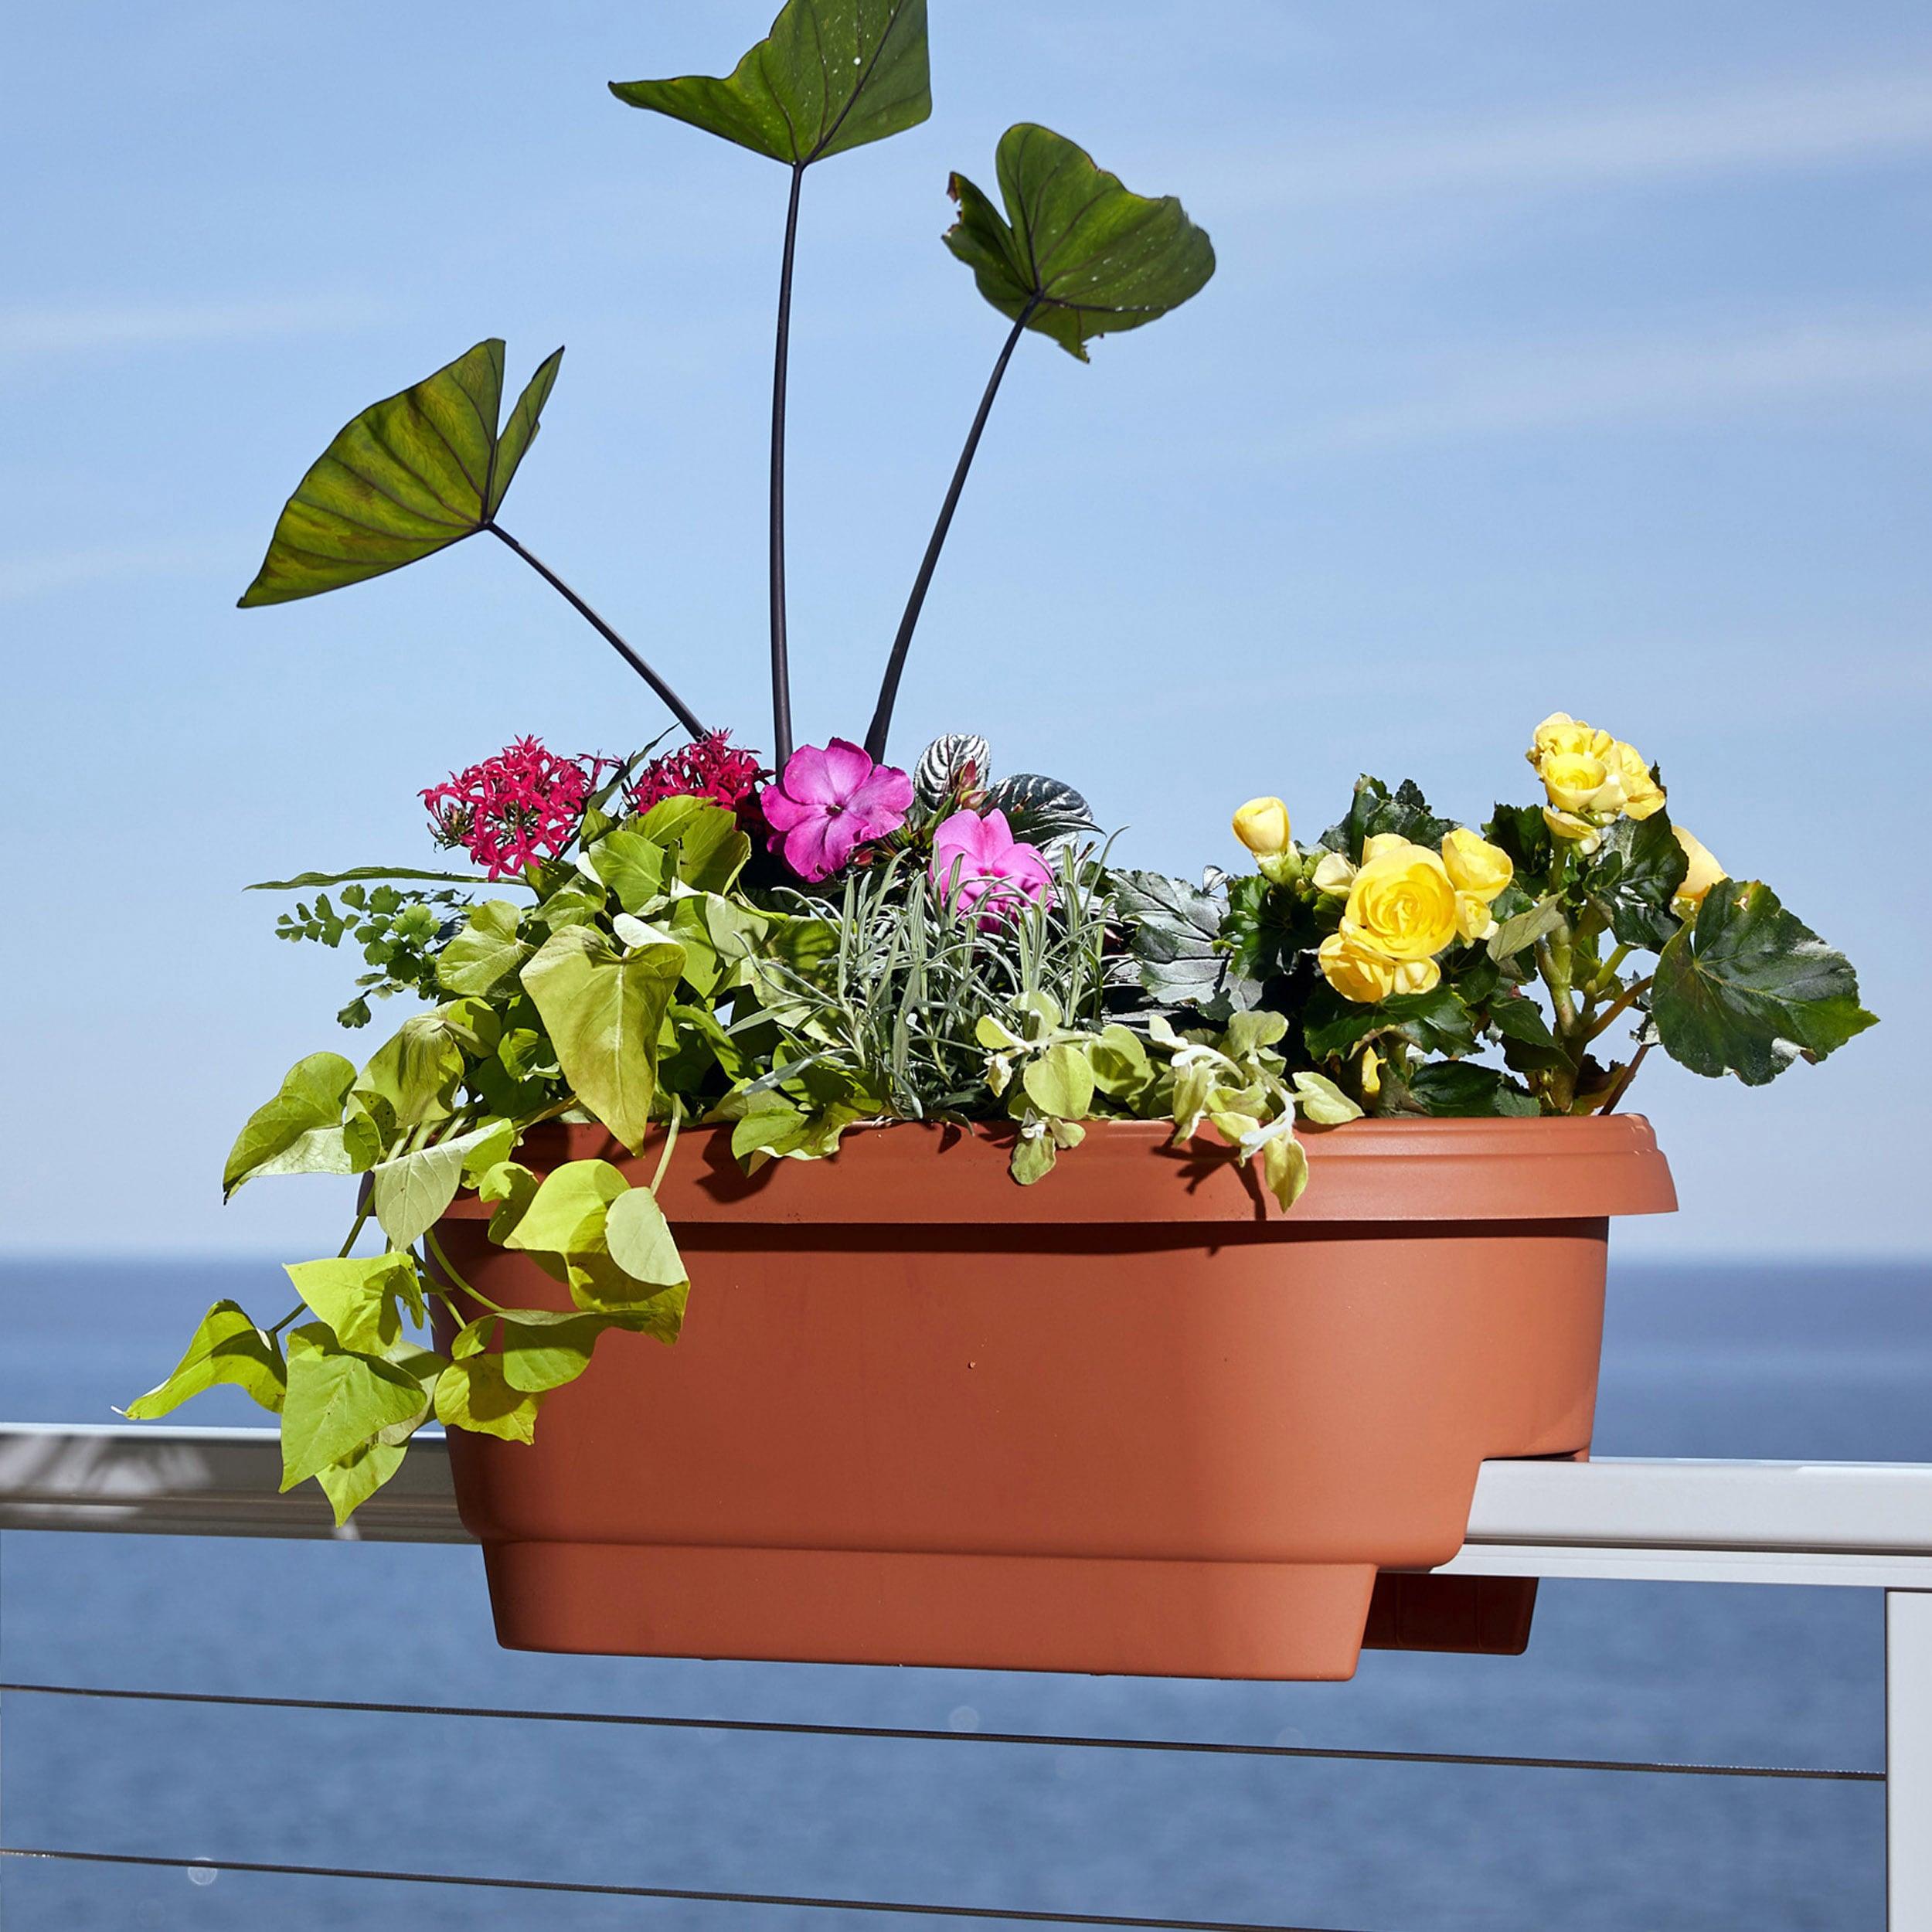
[913,733,992,811]
[984,773,1097,849]
[758,845,1111,1121]
[1109,869,1261,1020]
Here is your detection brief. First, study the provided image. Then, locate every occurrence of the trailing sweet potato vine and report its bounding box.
[129,2,1872,1521]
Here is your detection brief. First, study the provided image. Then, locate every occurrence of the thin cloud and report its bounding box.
[1296,316,1932,452]
[1221,67,1932,206]
[0,295,387,362]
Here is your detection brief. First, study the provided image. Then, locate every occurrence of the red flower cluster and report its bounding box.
[421,737,604,881]
[627,730,765,818]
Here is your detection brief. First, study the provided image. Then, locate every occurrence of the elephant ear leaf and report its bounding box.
[238,339,563,607]
[610,0,930,166]
[944,124,1216,362]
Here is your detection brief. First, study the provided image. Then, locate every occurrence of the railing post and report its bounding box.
[1889,1590,1932,1930]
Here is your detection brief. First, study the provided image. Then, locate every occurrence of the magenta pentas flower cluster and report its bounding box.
[628,730,765,819]
[760,739,915,883]
[422,736,605,881]
[930,808,1056,927]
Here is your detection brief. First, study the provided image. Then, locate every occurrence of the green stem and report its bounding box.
[1598,1040,1651,1114]
[650,1100,683,1195]
[267,1200,375,1335]
[1536,938,1579,1036]
[1586,975,1655,1042]
[1589,944,1634,996]
[423,1227,506,1312]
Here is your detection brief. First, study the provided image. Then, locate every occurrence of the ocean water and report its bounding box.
[1,1257,1927,1931]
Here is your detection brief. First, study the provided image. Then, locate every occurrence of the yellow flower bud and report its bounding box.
[1440,827,1513,903]
[1311,851,1357,896]
[1318,930,1441,1004]
[1542,806,1604,852]
[1359,1044,1383,1098]
[1232,796,1292,860]
[1341,839,1458,962]
[1672,826,1727,918]
[1455,892,1498,944]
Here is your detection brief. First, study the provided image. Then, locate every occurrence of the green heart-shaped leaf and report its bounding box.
[238,338,562,607]
[280,1325,431,1488]
[1651,880,1876,1086]
[944,124,1216,362]
[223,1052,358,1199]
[123,1301,287,1420]
[520,926,685,1151]
[611,0,930,165]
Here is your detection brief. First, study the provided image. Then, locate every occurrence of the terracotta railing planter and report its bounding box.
[434,1114,1674,1679]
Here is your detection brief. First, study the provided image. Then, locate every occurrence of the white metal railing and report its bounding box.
[2,1424,1927,1928]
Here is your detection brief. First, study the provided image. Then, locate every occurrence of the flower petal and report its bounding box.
[777,744,838,808]
[815,738,877,802]
[759,783,813,832]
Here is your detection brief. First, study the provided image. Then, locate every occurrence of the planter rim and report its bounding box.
[447,1114,1674,1226]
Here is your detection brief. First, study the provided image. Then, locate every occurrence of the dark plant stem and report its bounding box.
[864,300,1038,764]
[769,164,805,770]
[487,523,706,741]
[1599,1040,1651,1114]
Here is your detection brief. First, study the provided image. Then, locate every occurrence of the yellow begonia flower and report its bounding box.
[1310,851,1356,896]
[1606,741,1665,820]
[1455,892,1498,944]
[1341,838,1458,961]
[1529,713,1666,829]
[1672,826,1727,917]
[1529,711,1614,770]
[1232,796,1291,859]
[1541,750,1614,815]
[1440,827,1513,902]
[1318,930,1442,1004]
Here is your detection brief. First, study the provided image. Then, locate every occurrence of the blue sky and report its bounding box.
[2,1,1927,1259]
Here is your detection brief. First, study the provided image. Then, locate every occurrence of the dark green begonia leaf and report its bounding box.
[1303,984,1478,1061]
[1394,1062,1542,1118]
[610,0,930,165]
[238,339,563,607]
[1587,812,1689,951]
[1651,881,1876,1086]
[1320,777,1458,862]
[944,124,1215,362]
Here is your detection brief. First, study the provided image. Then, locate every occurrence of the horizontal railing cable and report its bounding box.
[0,1845,1356,1930]
[0,1680,1882,1784]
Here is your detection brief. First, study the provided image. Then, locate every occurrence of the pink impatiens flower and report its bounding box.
[930,808,1056,927]
[421,736,607,881]
[759,739,913,883]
